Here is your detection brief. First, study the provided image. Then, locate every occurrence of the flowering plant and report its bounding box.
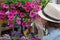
[0,0,41,38]
[0,0,41,27]
[0,0,50,40]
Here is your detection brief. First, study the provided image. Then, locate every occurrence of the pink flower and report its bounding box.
[27,22,31,26]
[20,12,24,18]
[17,2,21,7]
[25,7,31,12]
[8,13,14,21]
[1,3,9,8]
[16,18,21,24]
[10,10,17,15]
[10,4,15,8]
[31,3,36,8]
[22,21,26,27]
[8,12,14,17]
[25,2,31,6]
[22,5,31,12]
[35,5,41,11]
[8,13,14,17]
[0,14,6,19]
[29,11,36,18]
[8,22,14,27]
[17,10,20,14]
[22,5,26,9]
[8,16,14,21]
[25,2,32,12]
[0,10,6,19]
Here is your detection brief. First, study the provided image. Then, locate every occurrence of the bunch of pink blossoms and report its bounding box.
[0,2,41,27]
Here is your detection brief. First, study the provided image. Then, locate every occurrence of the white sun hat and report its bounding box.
[38,3,60,23]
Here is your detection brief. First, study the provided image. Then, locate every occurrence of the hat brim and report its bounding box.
[38,11,60,23]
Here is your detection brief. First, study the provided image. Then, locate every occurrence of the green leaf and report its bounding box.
[4,0,33,5]
[41,0,50,9]
[4,0,11,4]
[18,0,25,4]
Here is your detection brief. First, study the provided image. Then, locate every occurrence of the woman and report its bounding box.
[34,3,60,40]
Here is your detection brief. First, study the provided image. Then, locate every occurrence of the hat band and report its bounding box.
[42,10,60,21]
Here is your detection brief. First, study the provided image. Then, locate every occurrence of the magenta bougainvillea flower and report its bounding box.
[8,16,14,21]
[16,18,21,24]
[25,2,32,12]
[17,2,21,7]
[8,22,14,27]
[17,10,21,14]
[10,4,15,8]
[20,12,24,18]
[25,7,31,12]
[8,12,14,17]
[31,3,36,8]
[29,11,36,18]
[22,21,26,27]
[10,10,17,15]
[8,13,14,21]
[22,2,32,12]
[25,2,31,6]
[35,5,41,11]
[22,5,31,12]
[22,5,26,9]
[25,2,30,5]
[0,14,6,19]
[1,3,9,8]
[0,10,6,19]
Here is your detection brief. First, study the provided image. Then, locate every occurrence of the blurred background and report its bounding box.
[50,0,60,4]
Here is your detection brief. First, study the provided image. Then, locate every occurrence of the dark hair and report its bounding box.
[45,21,60,29]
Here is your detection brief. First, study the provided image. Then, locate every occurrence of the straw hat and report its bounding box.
[38,3,60,23]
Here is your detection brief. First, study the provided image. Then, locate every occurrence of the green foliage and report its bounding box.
[4,0,32,5]
[19,0,32,4]
[4,0,50,9]
[40,0,50,9]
